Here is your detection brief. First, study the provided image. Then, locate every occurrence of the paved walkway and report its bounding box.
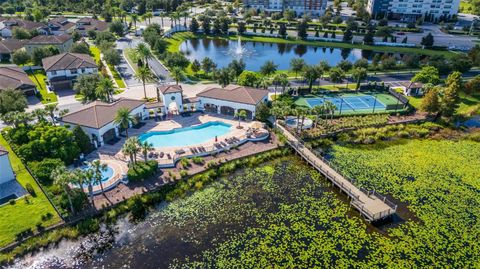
[276,123,396,222]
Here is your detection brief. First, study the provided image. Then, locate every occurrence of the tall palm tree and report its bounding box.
[139,140,154,161]
[51,166,76,214]
[96,78,114,102]
[135,43,153,68]
[123,137,140,164]
[89,160,108,194]
[171,67,185,85]
[323,101,337,120]
[114,107,137,137]
[134,66,156,100]
[312,105,324,128]
[131,14,139,29]
[259,76,271,90]
[82,168,95,207]
[143,12,153,25]
[235,109,247,128]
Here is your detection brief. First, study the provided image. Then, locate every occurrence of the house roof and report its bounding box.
[48,17,75,31]
[0,66,35,90]
[1,18,46,31]
[76,18,108,32]
[0,39,27,53]
[60,98,145,129]
[197,85,268,105]
[27,34,72,45]
[0,145,8,156]
[158,84,182,94]
[400,81,423,89]
[42,52,97,72]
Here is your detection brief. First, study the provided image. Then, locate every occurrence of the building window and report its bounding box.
[51,71,57,76]
[171,96,176,101]
[71,69,78,74]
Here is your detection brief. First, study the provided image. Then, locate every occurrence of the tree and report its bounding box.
[235,109,247,127]
[363,30,374,44]
[421,33,434,48]
[297,19,309,39]
[237,21,246,34]
[0,89,28,114]
[214,68,234,88]
[352,67,367,91]
[73,125,92,153]
[290,58,306,78]
[122,136,140,164]
[31,108,47,123]
[312,105,325,128]
[228,59,246,79]
[103,48,121,66]
[70,42,90,54]
[329,67,346,86]
[32,46,59,66]
[337,60,353,72]
[139,140,154,162]
[163,52,190,70]
[343,29,353,42]
[201,57,217,74]
[80,168,95,206]
[12,50,30,65]
[51,166,76,214]
[420,88,440,114]
[255,102,270,122]
[412,66,440,85]
[171,67,185,85]
[134,66,156,100]
[202,17,211,35]
[278,23,287,37]
[114,107,137,138]
[74,74,102,103]
[272,73,290,94]
[109,20,125,36]
[12,28,31,39]
[238,71,261,87]
[44,103,58,122]
[191,59,201,74]
[449,54,473,73]
[354,58,369,69]
[260,60,278,77]
[440,84,460,117]
[190,17,199,33]
[135,43,153,67]
[96,77,114,102]
[303,65,319,92]
[131,14,139,29]
[89,160,108,194]
[465,75,480,94]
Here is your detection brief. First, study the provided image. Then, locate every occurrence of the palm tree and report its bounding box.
[272,73,289,96]
[114,107,137,138]
[214,68,232,88]
[31,108,47,123]
[323,101,337,120]
[131,14,139,29]
[122,137,140,164]
[89,160,108,194]
[143,12,153,25]
[294,106,309,133]
[259,76,271,90]
[96,78,114,102]
[139,140,154,161]
[302,65,319,92]
[82,168,95,207]
[51,166,75,214]
[135,43,153,68]
[44,103,58,122]
[312,105,324,128]
[235,109,247,128]
[134,66,156,100]
[171,67,185,85]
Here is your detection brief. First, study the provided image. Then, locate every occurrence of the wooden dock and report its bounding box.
[277,124,397,222]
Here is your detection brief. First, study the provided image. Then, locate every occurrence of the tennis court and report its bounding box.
[304,95,386,112]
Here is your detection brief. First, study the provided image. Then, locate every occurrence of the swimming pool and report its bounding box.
[80,164,114,186]
[139,121,233,148]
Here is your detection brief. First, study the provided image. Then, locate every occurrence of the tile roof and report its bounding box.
[42,52,97,72]
[197,85,268,105]
[158,84,183,94]
[0,66,35,90]
[0,39,27,53]
[48,16,75,31]
[76,18,108,32]
[60,98,145,129]
[28,34,72,45]
[1,18,46,31]
[400,81,424,89]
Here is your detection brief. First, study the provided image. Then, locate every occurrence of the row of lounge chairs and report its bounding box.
[148,151,172,160]
[189,146,207,154]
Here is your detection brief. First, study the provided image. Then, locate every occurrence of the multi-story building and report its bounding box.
[367,0,460,21]
[243,0,327,17]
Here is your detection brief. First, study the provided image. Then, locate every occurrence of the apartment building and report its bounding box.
[367,0,460,21]
[243,0,327,16]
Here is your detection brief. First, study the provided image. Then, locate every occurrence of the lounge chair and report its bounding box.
[167,153,172,159]
[159,152,165,158]
[220,142,227,147]
[175,149,185,155]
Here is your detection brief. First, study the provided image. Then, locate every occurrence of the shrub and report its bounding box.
[29,158,64,185]
[9,199,16,205]
[127,160,158,181]
[25,183,36,197]
[180,170,189,178]
[180,158,190,169]
[192,156,205,165]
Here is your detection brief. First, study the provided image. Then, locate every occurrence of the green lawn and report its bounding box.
[27,70,57,104]
[124,48,139,73]
[0,135,61,248]
[458,92,480,116]
[460,0,475,14]
[90,46,126,89]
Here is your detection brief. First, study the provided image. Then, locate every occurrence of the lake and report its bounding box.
[179,38,379,71]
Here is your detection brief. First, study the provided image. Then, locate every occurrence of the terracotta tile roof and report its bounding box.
[0,39,27,53]
[76,18,108,32]
[1,18,46,31]
[158,84,182,94]
[183,96,200,103]
[145,101,164,109]
[27,34,72,45]
[60,98,145,129]
[42,52,97,72]
[400,81,423,89]
[197,84,268,105]
[0,66,35,90]
[48,17,75,31]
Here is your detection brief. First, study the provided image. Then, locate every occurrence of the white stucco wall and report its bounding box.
[46,67,98,80]
[161,92,184,113]
[0,154,15,184]
[198,97,267,119]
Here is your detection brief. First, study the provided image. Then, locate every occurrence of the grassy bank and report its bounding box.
[0,135,61,248]
[0,148,290,265]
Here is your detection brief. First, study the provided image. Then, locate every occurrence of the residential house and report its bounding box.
[42,52,98,90]
[75,18,109,36]
[0,18,47,38]
[25,34,73,54]
[47,16,75,35]
[400,81,424,96]
[0,39,27,62]
[59,98,146,147]
[0,66,37,95]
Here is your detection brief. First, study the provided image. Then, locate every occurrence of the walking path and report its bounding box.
[276,123,397,222]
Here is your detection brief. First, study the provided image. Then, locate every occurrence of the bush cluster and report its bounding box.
[127,161,158,181]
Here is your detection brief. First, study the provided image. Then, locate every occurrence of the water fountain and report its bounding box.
[228,36,251,58]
